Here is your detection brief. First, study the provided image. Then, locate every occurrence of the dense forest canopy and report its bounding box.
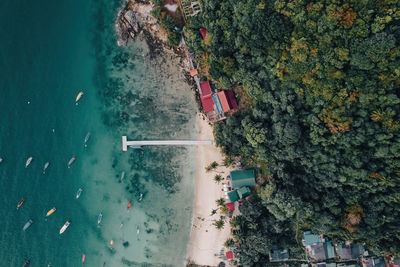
[185,0,400,265]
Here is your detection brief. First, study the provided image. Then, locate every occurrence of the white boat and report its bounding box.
[121,171,125,182]
[0,157,3,164]
[59,221,71,234]
[76,188,83,199]
[75,92,84,105]
[139,193,143,202]
[67,156,76,168]
[43,162,50,174]
[25,157,33,168]
[84,132,91,147]
[97,213,103,225]
[23,219,33,231]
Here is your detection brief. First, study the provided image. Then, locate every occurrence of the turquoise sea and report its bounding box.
[0,0,198,266]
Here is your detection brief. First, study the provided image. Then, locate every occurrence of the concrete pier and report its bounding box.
[122,136,212,151]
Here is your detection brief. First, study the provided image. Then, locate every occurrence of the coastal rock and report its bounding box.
[116,0,169,46]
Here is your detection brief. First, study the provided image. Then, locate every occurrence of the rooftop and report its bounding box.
[200,81,212,96]
[230,169,256,189]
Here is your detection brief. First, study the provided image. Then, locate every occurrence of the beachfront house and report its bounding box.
[303,232,335,262]
[197,79,238,123]
[336,243,366,260]
[269,247,289,262]
[362,257,385,267]
[230,170,256,189]
[226,169,255,203]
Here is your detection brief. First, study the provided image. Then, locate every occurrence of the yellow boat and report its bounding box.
[46,207,56,217]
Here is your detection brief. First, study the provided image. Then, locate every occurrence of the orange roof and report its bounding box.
[189,69,198,77]
[217,91,230,112]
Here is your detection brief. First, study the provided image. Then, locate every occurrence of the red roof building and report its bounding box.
[201,95,214,112]
[200,28,207,40]
[217,90,238,112]
[226,202,235,212]
[200,81,212,97]
[226,251,234,259]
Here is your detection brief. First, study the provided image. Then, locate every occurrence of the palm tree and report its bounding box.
[216,198,225,207]
[214,174,223,184]
[224,238,235,248]
[205,161,219,172]
[223,155,235,167]
[210,209,217,216]
[221,205,230,215]
[214,219,225,230]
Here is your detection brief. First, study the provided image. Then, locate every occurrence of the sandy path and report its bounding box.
[186,114,232,266]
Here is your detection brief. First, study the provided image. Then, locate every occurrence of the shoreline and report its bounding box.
[186,114,232,266]
[116,1,231,265]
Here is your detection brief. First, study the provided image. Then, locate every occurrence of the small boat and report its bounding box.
[0,157,3,164]
[46,207,56,217]
[23,260,30,267]
[76,188,83,199]
[136,225,140,235]
[97,212,103,225]
[59,220,71,234]
[82,254,86,263]
[67,156,77,168]
[43,162,50,174]
[126,201,132,211]
[139,193,143,202]
[110,240,114,247]
[121,171,125,182]
[17,198,25,209]
[23,219,33,231]
[25,157,33,168]
[84,132,91,147]
[75,91,84,104]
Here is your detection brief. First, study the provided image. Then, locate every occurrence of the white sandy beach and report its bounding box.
[187,114,232,266]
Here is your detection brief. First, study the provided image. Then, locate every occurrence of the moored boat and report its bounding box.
[17,198,25,209]
[67,156,76,168]
[46,207,56,217]
[97,212,103,225]
[75,91,84,105]
[25,157,33,168]
[23,260,30,267]
[0,157,3,164]
[59,220,71,234]
[84,132,91,147]
[76,188,83,199]
[23,219,33,231]
[126,201,132,211]
[43,162,50,174]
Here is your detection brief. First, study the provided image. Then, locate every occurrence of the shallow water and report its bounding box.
[0,0,197,266]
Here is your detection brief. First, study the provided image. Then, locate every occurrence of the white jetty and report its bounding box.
[122,136,212,151]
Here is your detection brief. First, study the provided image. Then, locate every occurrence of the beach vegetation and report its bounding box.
[214,219,225,230]
[224,238,235,248]
[223,155,235,167]
[220,205,230,215]
[213,174,222,184]
[205,161,219,172]
[216,198,225,207]
[185,0,400,264]
[210,209,218,216]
